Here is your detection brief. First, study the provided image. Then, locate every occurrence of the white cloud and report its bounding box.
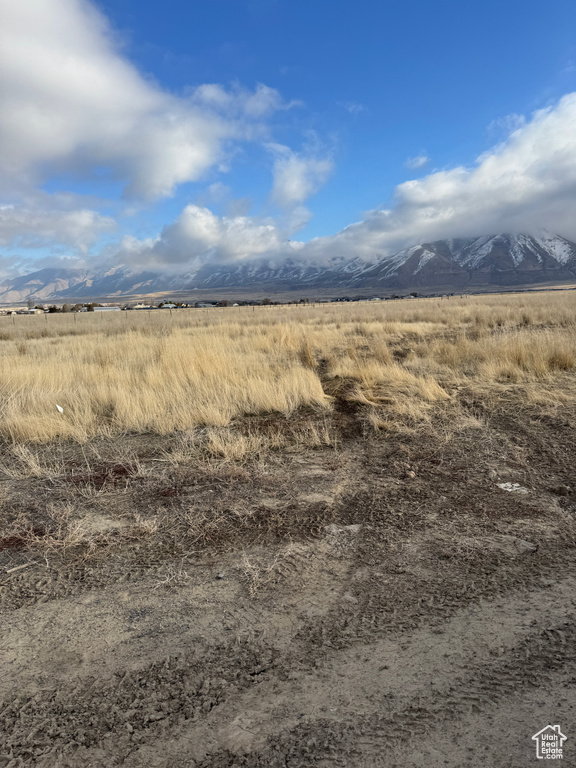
[0,204,115,252]
[191,82,300,118]
[405,154,430,169]
[6,2,576,277]
[107,93,576,274]
[0,0,293,200]
[303,93,576,261]
[267,143,334,208]
[119,204,292,271]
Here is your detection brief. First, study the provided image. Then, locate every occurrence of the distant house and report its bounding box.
[160,303,177,309]
[93,306,121,311]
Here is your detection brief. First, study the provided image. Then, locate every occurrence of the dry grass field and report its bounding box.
[1,293,576,443]
[1,292,576,767]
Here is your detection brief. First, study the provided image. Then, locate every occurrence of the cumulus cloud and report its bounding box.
[118,204,296,271]
[267,143,334,208]
[302,93,576,262]
[0,0,292,200]
[6,0,576,277]
[405,154,430,169]
[109,93,576,273]
[0,204,116,252]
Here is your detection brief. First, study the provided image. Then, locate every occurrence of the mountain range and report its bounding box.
[2,232,576,304]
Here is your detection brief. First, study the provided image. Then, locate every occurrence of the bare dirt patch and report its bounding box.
[1,383,576,766]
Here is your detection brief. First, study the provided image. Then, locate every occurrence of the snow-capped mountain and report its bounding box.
[0,268,94,305]
[348,233,576,290]
[2,233,576,303]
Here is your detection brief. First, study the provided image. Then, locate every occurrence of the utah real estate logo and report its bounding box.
[532,725,567,760]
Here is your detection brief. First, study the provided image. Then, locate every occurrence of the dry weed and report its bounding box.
[1,292,575,444]
[240,549,285,596]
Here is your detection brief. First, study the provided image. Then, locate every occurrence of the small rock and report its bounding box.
[216,573,224,580]
[406,470,416,479]
[552,485,570,497]
[125,723,133,733]
[487,469,498,480]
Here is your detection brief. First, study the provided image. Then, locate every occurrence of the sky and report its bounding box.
[1,0,576,278]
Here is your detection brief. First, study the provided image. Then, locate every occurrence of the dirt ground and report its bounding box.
[1,383,576,767]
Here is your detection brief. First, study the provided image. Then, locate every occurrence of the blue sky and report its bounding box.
[1,0,576,276]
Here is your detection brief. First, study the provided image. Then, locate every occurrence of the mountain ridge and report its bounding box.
[2,232,576,303]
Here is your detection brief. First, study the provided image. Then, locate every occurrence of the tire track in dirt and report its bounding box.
[8,575,569,767]
[389,666,575,768]
[188,618,576,768]
[0,547,348,701]
[143,577,576,765]
[2,398,576,767]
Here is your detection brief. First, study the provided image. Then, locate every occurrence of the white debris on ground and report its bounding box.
[497,482,529,494]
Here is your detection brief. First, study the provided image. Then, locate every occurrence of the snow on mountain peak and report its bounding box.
[533,232,574,265]
[1,232,576,304]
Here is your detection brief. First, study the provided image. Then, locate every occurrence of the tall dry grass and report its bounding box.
[1,292,576,442]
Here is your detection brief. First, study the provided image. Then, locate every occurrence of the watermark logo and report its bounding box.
[532,725,567,760]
